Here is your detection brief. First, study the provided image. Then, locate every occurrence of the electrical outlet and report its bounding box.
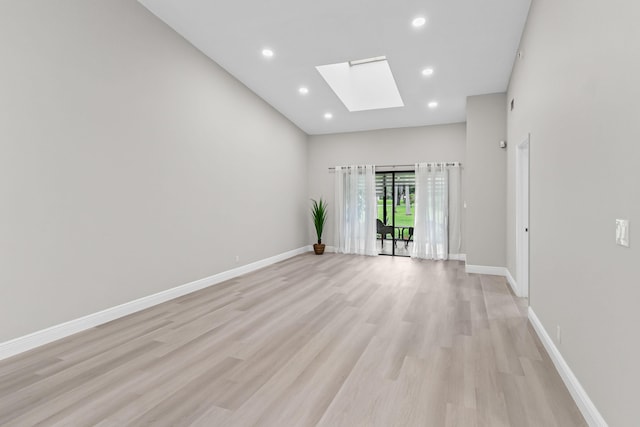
[235,255,240,263]
[556,325,561,344]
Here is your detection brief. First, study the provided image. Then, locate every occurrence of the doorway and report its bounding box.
[375,171,415,256]
[516,135,530,298]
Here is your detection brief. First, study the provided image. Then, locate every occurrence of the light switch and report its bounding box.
[616,219,629,247]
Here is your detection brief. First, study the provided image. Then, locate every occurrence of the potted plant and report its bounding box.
[311,198,328,255]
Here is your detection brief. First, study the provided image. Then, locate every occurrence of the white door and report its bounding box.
[516,135,530,298]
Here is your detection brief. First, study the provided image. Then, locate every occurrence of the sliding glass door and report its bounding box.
[375,171,415,256]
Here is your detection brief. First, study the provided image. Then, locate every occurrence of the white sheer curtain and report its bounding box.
[411,163,461,260]
[334,165,378,256]
[448,165,462,256]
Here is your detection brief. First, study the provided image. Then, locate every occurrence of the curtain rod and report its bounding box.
[328,162,462,171]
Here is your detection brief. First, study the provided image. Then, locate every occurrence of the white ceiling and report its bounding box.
[138,0,531,135]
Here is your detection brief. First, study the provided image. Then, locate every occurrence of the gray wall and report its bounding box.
[0,0,308,342]
[465,94,507,267]
[307,124,466,250]
[507,0,639,425]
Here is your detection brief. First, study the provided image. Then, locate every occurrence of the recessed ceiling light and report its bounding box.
[428,101,438,109]
[298,87,309,95]
[412,17,426,27]
[324,112,333,119]
[421,67,434,76]
[261,48,274,58]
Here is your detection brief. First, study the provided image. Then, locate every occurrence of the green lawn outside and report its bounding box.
[377,201,415,239]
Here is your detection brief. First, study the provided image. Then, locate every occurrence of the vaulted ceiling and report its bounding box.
[138,0,531,135]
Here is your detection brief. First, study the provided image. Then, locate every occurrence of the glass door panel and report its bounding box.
[375,172,415,256]
[393,172,415,256]
[375,173,394,255]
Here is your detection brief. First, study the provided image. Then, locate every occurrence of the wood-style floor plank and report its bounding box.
[0,254,587,426]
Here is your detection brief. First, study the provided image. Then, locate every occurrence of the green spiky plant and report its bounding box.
[311,198,328,245]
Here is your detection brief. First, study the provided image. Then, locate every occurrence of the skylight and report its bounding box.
[316,57,404,112]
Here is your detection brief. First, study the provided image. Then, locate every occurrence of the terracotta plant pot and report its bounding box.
[313,243,326,255]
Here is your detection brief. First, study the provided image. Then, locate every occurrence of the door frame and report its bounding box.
[516,134,530,298]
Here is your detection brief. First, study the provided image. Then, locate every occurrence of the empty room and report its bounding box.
[0,0,637,426]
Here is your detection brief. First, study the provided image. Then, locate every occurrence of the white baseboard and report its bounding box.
[504,268,519,296]
[465,264,507,276]
[528,308,608,427]
[0,245,312,361]
[465,264,523,298]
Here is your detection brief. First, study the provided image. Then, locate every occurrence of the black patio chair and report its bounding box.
[376,219,395,248]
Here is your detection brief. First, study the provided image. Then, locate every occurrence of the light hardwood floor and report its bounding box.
[0,254,586,426]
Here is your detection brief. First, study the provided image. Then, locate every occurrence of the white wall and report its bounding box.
[0,0,308,342]
[307,124,466,250]
[465,94,507,268]
[507,0,640,424]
